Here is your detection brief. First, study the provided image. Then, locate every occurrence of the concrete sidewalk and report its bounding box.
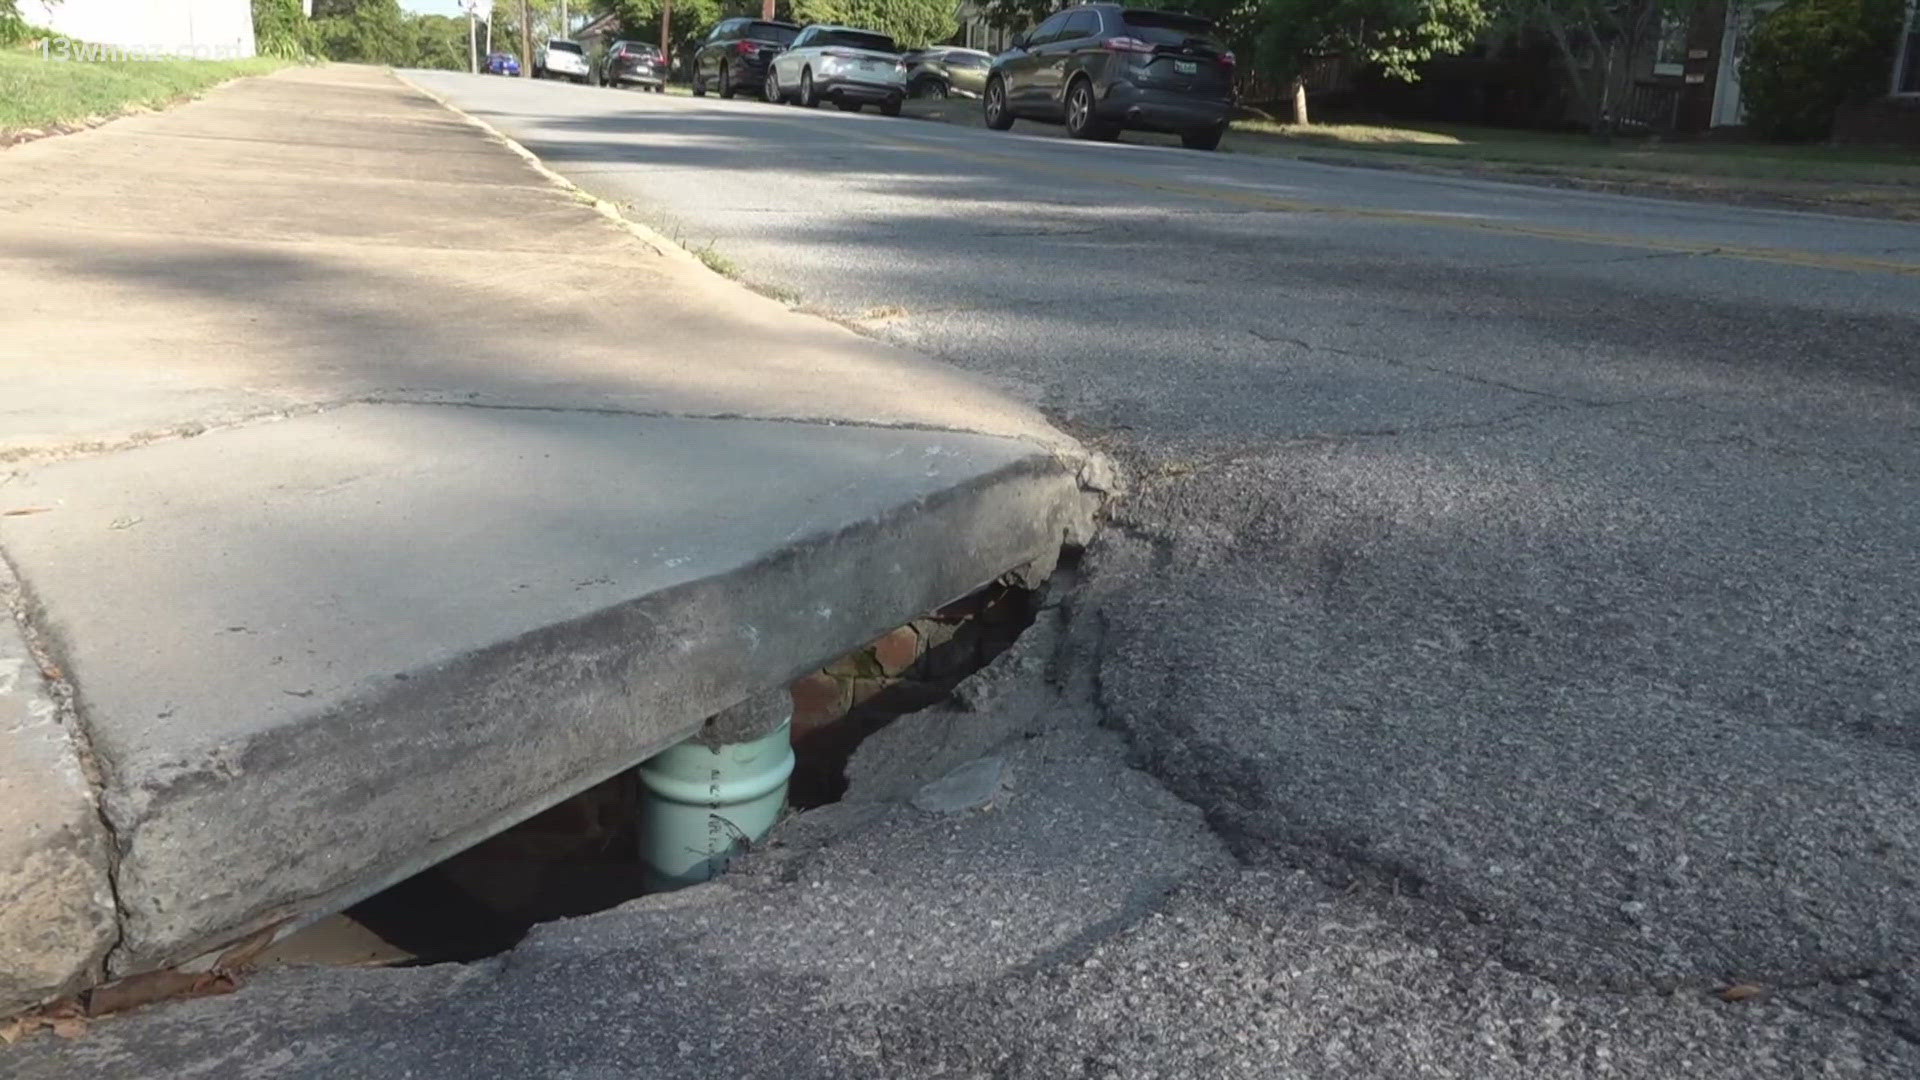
[0,65,1103,1014]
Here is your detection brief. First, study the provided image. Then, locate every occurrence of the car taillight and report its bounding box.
[1220,51,1235,67]
[1102,36,1155,54]
[737,40,761,56]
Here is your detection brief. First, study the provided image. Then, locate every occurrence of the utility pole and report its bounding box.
[465,1,478,73]
[559,0,569,36]
[520,0,532,76]
[762,0,774,20]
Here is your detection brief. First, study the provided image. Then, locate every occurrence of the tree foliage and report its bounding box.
[1247,0,1492,83]
[286,0,481,68]
[1,0,38,46]
[1513,0,1687,133]
[608,0,731,62]
[252,0,318,58]
[1740,0,1907,139]
[790,0,958,46]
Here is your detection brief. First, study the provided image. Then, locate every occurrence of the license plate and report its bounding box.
[1174,60,1197,75]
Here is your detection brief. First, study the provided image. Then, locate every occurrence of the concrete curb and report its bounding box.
[0,555,117,1016]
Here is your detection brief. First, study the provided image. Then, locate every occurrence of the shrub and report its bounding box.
[252,0,318,59]
[1740,0,1908,140]
[1,0,30,47]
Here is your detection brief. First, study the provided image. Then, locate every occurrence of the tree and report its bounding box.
[790,0,958,45]
[312,0,415,62]
[1740,0,1908,139]
[252,0,318,58]
[411,13,474,68]
[607,0,727,70]
[1515,0,1686,134]
[0,0,42,46]
[1243,0,1494,123]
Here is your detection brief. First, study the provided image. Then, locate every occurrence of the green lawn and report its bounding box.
[1228,118,1920,186]
[902,97,1920,219]
[0,44,288,133]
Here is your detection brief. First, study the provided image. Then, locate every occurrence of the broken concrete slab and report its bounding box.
[0,403,1095,977]
[0,560,117,1016]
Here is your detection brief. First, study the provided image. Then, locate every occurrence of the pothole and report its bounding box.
[256,575,1045,969]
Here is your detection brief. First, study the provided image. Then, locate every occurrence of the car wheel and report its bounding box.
[692,68,706,96]
[1182,125,1224,151]
[765,69,782,103]
[881,95,902,117]
[719,63,735,98]
[911,77,948,100]
[1064,78,1111,141]
[983,77,1014,130]
[799,68,819,108]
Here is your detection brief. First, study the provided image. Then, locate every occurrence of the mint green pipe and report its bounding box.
[636,717,793,890]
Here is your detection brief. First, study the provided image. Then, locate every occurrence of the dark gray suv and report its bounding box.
[984,5,1234,150]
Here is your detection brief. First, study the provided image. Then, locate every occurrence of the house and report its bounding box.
[1677,0,1920,142]
[1671,0,1784,132]
[574,10,624,56]
[1832,0,1920,144]
[953,1,1016,52]
[21,0,256,59]
[1902,0,1920,94]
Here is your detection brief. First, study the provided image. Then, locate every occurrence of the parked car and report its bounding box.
[983,4,1234,150]
[902,47,992,99]
[534,38,591,83]
[691,18,801,99]
[764,24,906,114]
[601,40,668,91]
[482,51,521,77]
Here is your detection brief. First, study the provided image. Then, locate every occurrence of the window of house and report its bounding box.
[1653,10,1689,77]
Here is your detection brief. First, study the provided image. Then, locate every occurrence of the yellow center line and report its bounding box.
[860,131,1920,278]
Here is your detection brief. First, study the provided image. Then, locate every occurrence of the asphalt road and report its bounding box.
[15,72,1920,1077]
[411,72,1920,1071]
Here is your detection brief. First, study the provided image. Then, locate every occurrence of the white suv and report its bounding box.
[535,38,591,83]
[764,25,906,115]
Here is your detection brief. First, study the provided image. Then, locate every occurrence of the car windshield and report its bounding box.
[1119,10,1221,49]
[746,21,801,45]
[547,40,584,55]
[813,29,898,53]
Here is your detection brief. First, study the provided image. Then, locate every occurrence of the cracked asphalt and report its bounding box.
[13,72,1920,1077]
